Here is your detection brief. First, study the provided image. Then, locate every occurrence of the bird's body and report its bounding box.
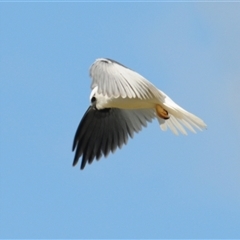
[93,87,158,110]
[72,58,207,169]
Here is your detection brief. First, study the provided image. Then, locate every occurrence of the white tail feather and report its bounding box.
[158,90,207,135]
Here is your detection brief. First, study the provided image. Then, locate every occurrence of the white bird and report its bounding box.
[72,58,207,170]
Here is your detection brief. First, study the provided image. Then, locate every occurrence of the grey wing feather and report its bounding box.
[90,58,162,100]
[72,107,155,170]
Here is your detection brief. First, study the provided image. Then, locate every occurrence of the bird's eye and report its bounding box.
[91,96,96,103]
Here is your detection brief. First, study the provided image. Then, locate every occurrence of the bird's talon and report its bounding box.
[156,104,169,119]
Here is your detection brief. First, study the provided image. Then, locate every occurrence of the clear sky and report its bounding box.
[1,2,240,239]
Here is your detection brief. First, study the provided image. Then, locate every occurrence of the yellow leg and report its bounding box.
[156,104,169,119]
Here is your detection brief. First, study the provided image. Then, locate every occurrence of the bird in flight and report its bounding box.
[72,58,207,170]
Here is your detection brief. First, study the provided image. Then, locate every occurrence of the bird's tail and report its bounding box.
[156,90,207,135]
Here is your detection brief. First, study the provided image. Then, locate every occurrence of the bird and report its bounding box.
[72,58,207,170]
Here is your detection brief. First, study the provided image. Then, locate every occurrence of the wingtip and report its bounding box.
[80,165,85,170]
[72,159,78,167]
[72,143,76,152]
[80,160,86,170]
[72,160,85,170]
[72,132,79,152]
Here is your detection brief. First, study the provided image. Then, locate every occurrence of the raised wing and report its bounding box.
[72,107,155,170]
[89,58,163,100]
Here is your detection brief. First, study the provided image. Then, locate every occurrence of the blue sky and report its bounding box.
[1,2,240,239]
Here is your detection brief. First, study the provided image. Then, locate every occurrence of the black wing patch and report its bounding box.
[72,107,154,170]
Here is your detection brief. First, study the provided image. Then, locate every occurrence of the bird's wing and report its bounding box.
[90,58,163,100]
[72,107,155,170]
